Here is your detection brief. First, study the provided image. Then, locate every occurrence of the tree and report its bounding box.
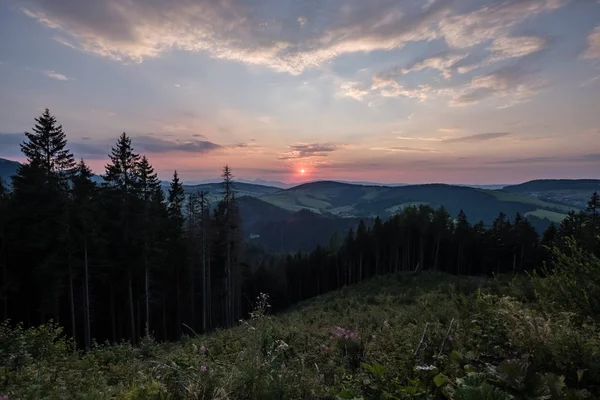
[0,178,11,320]
[103,132,141,345]
[70,160,97,349]
[167,171,186,337]
[20,108,75,180]
[137,155,161,335]
[11,109,75,323]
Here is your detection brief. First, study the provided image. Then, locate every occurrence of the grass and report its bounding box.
[486,190,575,213]
[525,209,568,223]
[385,202,429,215]
[2,270,599,399]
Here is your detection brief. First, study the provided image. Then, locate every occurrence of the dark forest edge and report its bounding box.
[1,109,600,345]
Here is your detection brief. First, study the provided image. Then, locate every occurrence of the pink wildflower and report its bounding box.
[321,344,329,351]
[200,345,206,353]
[372,334,376,340]
[201,365,207,372]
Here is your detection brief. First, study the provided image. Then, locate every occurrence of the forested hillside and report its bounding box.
[2,109,600,398]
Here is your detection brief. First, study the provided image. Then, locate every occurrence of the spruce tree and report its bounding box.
[103,132,141,345]
[167,171,186,338]
[11,109,75,323]
[20,108,75,180]
[71,160,97,349]
[137,155,161,334]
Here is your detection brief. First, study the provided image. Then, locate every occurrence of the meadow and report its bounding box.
[2,239,599,399]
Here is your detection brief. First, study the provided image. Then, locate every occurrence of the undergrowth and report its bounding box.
[2,242,600,399]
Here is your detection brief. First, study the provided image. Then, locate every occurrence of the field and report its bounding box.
[2,267,599,399]
[525,209,569,223]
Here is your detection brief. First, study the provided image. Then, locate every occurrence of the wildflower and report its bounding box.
[209,369,215,376]
[200,345,206,354]
[415,364,437,371]
[321,345,329,351]
[201,365,207,372]
[0,395,7,400]
[371,334,376,340]
[447,336,454,342]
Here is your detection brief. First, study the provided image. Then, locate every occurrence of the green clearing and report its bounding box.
[3,265,599,399]
[385,202,428,215]
[486,190,574,213]
[525,209,568,223]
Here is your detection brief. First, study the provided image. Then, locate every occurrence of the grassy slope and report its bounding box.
[525,209,569,223]
[259,182,576,224]
[3,272,598,399]
[502,179,600,209]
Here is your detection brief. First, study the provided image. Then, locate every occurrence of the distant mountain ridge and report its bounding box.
[2,157,597,249]
[0,158,20,183]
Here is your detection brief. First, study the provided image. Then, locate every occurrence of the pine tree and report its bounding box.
[137,156,161,335]
[103,132,141,345]
[167,171,186,338]
[0,178,10,320]
[11,109,75,323]
[71,160,97,349]
[20,108,75,180]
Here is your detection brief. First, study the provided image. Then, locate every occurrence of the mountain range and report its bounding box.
[1,157,598,252]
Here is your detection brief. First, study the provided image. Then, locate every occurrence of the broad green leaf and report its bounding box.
[434,373,451,387]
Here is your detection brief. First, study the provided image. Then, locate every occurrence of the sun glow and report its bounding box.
[300,169,305,174]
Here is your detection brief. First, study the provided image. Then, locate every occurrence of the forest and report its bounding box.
[1,109,599,349]
[1,109,600,399]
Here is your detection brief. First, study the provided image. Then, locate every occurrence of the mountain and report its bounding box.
[502,179,600,209]
[0,157,20,184]
[257,180,578,228]
[182,178,293,188]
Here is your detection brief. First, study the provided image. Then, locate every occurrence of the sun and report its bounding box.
[300,169,306,174]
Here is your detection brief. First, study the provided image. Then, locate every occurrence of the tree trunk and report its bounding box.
[162,297,167,341]
[207,246,211,330]
[68,258,76,343]
[176,266,181,337]
[359,251,363,282]
[434,235,441,271]
[145,259,150,336]
[110,285,116,342]
[190,260,195,331]
[128,273,136,345]
[2,262,7,321]
[83,238,91,350]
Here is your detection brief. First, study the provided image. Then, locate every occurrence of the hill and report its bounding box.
[0,158,20,183]
[2,270,598,398]
[502,179,600,209]
[258,181,576,226]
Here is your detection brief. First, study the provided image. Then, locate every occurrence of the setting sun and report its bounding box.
[300,169,305,174]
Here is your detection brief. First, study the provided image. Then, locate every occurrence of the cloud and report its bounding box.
[442,132,511,143]
[383,52,469,80]
[19,0,570,77]
[450,66,549,106]
[370,146,439,153]
[439,0,568,49]
[19,0,450,74]
[487,35,548,63]
[396,135,445,142]
[488,153,600,164]
[133,135,222,153]
[343,76,432,101]
[42,70,71,80]
[582,26,600,59]
[278,143,343,160]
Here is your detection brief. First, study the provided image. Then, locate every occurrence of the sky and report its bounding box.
[0,0,599,185]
